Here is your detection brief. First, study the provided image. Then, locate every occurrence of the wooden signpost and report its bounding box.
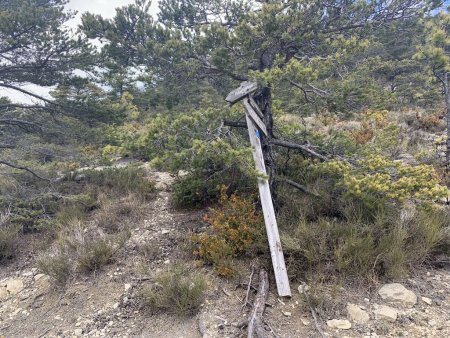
[226,83,292,297]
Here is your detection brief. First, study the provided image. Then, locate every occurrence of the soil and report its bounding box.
[0,171,449,338]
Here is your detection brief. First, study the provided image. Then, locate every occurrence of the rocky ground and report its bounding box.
[0,171,449,338]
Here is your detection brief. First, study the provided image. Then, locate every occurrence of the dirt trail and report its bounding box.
[0,171,449,338]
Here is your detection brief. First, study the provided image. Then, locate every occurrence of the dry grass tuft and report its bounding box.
[141,265,207,316]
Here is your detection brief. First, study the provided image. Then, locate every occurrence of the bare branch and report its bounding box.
[271,139,329,162]
[0,103,51,111]
[0,144,14,149]
[0,160,50,181]
[287,79,311,102]
[0,119,42,128]
[277,176,320,197]
[224,119,248,129]
[0,83,55,106]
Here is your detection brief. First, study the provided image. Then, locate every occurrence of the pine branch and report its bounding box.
[0,160,50,181]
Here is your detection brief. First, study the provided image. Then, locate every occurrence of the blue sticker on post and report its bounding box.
[255,130,260,139]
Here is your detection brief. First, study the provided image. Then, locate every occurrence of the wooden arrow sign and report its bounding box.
[243,98,268,136]
[243,102,291,298]
[225,81,258,104]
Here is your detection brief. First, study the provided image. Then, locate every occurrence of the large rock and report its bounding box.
[326,319,352,330]
[374,304,398,322]
[0,286,7,300]
[378,283,417,308]
[6,279,24,295]
[34,274,51,291]
[347,303,370,324]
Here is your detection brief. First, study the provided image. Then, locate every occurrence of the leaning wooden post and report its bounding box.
[226,82,291,297]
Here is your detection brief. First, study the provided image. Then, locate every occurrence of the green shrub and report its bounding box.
[2,193,61,232]
[37,253,70,285]
[55,204,89,226]
[76,239,115,273]
[172,140,255,208]
[0,223,20,262]
[280,201,450,280]
[83,166,155,199]
[141,266,207,316]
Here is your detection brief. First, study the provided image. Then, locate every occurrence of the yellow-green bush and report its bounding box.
[319,155,449,203]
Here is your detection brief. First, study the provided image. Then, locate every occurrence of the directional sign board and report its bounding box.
[243,98,268,136]
[244,111,291,297]
[225,81,258,104]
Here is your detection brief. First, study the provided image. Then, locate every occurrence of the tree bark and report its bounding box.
[446,72,450,170]
[247,269,269,338]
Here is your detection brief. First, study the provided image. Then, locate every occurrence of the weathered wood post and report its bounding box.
[226,82,291,297]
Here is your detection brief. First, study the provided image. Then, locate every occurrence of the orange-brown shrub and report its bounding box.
[416,112,442,131]
[191,187,264,277]
[350,122,374,144]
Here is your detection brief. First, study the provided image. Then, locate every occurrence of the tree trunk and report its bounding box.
[255,46,278,198]
[446,72,450,170]
[254,86,276,191]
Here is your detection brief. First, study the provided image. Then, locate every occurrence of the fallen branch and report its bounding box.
[248,269,270,338]
[0,160,50,181]
[242,265,255,310]
[276,177,320,197]
[303,289,326,338]
[224,119,248,129]
[270,139,328,162]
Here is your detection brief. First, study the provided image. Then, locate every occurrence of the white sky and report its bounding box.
[0,0,159,103]
[65,0,159,29]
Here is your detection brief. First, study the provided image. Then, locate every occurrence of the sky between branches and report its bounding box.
[0,0,159,103]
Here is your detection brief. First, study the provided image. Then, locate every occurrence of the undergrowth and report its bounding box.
[0,223,19,263]
[279,190,450,280]
[141,265,207,316]
[190,187,264,277]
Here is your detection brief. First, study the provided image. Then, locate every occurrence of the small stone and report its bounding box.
[113,302,120,309]
[347,303,370,324]
[161,229,170,234]
[74,328,83,336]
[301,318,311,326]
[428,319,437,327]
[124,284,132,292]
[421,297,432,305]
[378,283,417,308]
[282,311,292,317]
[10,308,22,317]
[374,304,398,322]
[298,284,310,294]
[327,319,352,330]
